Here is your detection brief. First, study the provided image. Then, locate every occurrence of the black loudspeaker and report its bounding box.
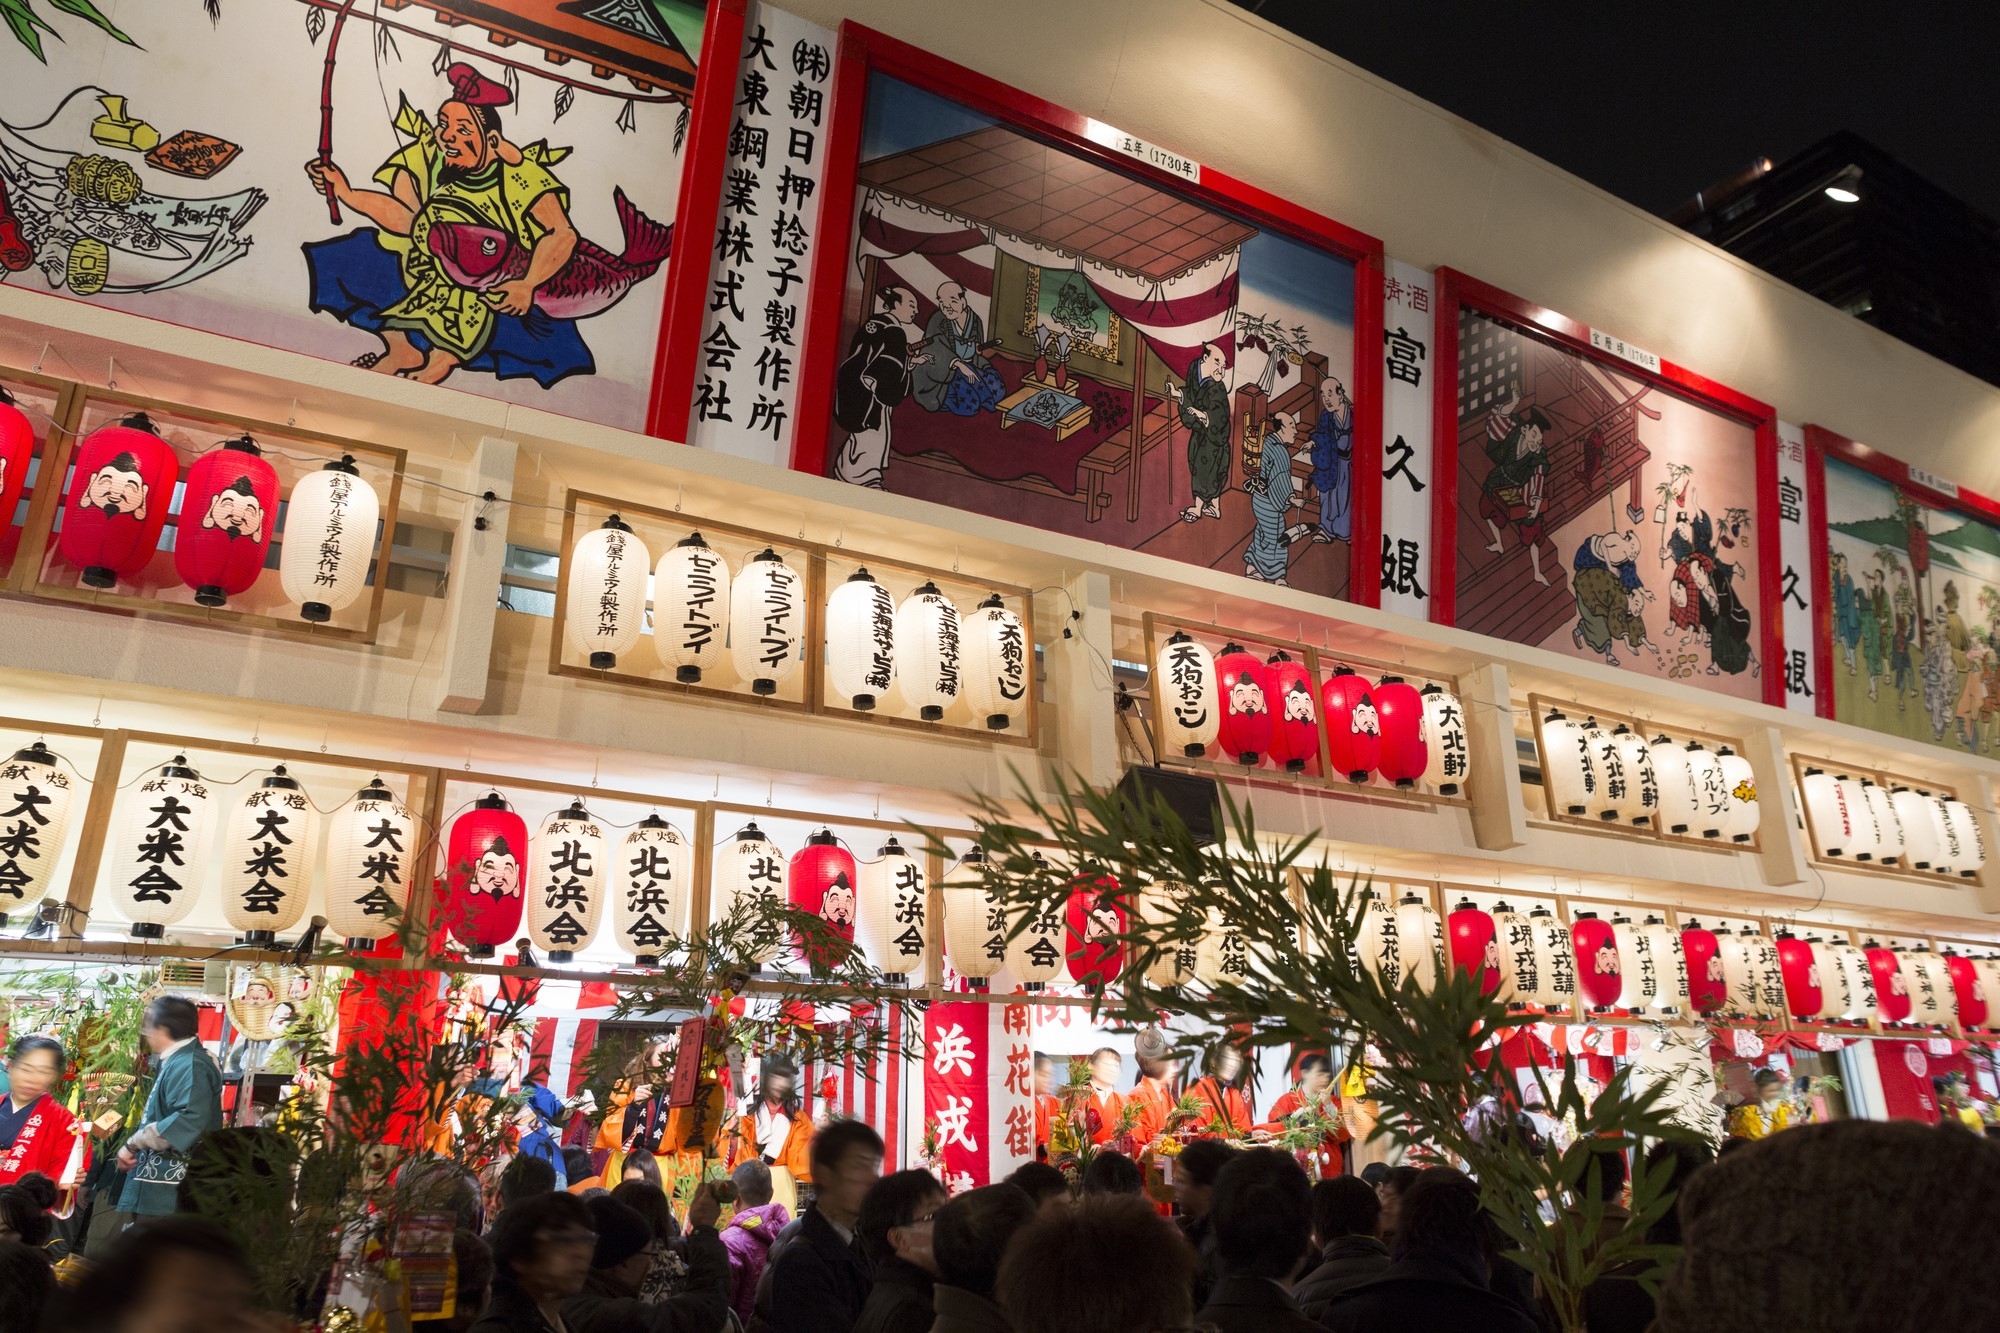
[1115,766,1220,847]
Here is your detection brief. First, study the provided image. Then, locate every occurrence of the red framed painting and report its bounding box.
[790,22,1386,607]
[1431,270,1783,707]
[1807,424,2000,753]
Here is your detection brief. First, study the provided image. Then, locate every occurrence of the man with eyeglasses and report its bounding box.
[766,1118,886,1333]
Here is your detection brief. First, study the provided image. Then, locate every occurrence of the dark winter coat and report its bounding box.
[853,1256,936,1333]
[928,1283,1014,1333]
[1293,1235,1391,1321]
[764,1205,873,1333]
[1319,1252,1543,1333]
[564,1225,730,1333]
[1193,1275,1329,1333]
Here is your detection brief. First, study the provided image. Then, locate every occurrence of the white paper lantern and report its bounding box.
[1891,787,1943,871]
[279,458,380,624]
[1973,956,2000,1032]
[1747,929,1785,1019]
[615,815,690,964]
[1650,736,1700,836]
[1859,781,1904,866]
[1489,902,1536,1007]
[1580,722,1624,823]
[1928,795,1963,874]
[562,517,648,671]
[1139,879,1199,989]
[1906,946,1952,1026]
[1006,859,1066,991]
[1798,768,1850,859]
[1355,890,1402,989]
[1540,711,1597,818]
[1942,799,1987,879]
[105,757,214,938]
[1395,892,1443,992]
[1834,776,1877,860]
[893,582,962,721]
[1641,915,1688,1015]
[526,801,606,961]
[1706,747,1756,845]
[653,533,732,683]
[1612,915,1657,1012]
[826,568,897,711]
[1194,904,1252,988]
[857,836,927,983]
[1831,941,1878,1022]
[221,766,319,939]
[729,548,803,695]
[1685,744,1730,841]
[1807,936,1852,1022]
[941,848,1006,989]
[324,779,414,946]
[1611,727,1659,827]
[1718,928,1760,1017]
[1527,905,1577,1012]
[713,821,785,965]
[1155,631,1219,759]
[1420,685,1469,796]
[0,742,76,926]
[963,595,1030,732]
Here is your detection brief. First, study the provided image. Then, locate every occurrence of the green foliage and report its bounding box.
[2,0,136,60]
[3,964,156,1124]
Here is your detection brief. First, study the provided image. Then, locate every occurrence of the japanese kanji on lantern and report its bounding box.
[893,582,963,722]
[963,595,1028,732]
[1684,743,1728,840]
[1064,869,1126,987]
[441,792,528,959]
[1907,945,1954,1027]
[653,532,731,683]
[1320,668,1380,784]
[0,391,33,543]
[826,568,897,711]
[1446,897,1498,994]
[1488,901,1536,1007]
[1354,889,1402,988]
[1154,630,1219,759]
[1833,775,1874,858]
[1941,799,1986,878]
[59,413,177,589]
[1773,932,1822,1021]
[1580,721,1622,822]
[174,436,278,608]
[728,548,802,695]
[1213,645,1273,767]
[857,836,926,984]
[279,456,380,624]
[1798,768,1849,859]
[222,765,320,943]
[1610,726,1658,827]
[1929,793,1965,874]
[1808,935,1854,1023]
[1266,653,1321,773]
[1374,677,1426,789]
[1716,747,1759,844]
[1743,927,1786,1020]
[1860,780,1903,865]
[615,815,690,965]
[1891,786,1942,870]
[1641,915,1688,1014]
[713,821,786,967]
[1679,919,1725,1013]
[323,778,413,949]
[941,847,1005,990]
[1650,736,1700,836]
[1570,912,1621,1013]
[1138,878,1198,989]
[1527,905,1576,1013]
[1006,872,1066,991]
[789,828,859,968]
[1610,914,1656,1013]
[1539,710,1595,817]
[1420,684,1468,796]
[526,801,606,962]
[106,756,213,938]
[1194,903,1251,989]
[1829,939,1878,1023]
[564,516,649,671]
[0,742,75,927]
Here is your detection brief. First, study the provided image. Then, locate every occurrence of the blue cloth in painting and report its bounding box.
[302,231,596,388]
[913,307,1005,415]
[1309,402,1353,540]
[1573,536,1642,592]
[1246,430,1297,582]
[942,364,1006,415]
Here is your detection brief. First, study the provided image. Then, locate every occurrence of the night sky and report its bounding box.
[1236,1,2000,221]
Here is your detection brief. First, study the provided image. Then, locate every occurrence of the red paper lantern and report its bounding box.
[1680,921,1726,1013]
[1571,912,1622,1012]
[1374,676,1427,788]
[443,792,528,958]
[0,390,33,537]
[1447,897,1499,994]
[1214,644,1275,766]
[1064,870,1126,986]
[58,413,177,589]
[1320,667,1380,783]
[1264,652,1320,773]
[1864,942,1912,1023]
[789,828,859,968]
[1945,952,1988,1030]
[1774,932,1823,1021]
[173,436,279,607]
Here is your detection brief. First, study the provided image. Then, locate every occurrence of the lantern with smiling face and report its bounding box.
[175,437,279,608]
[59,414,178,589]
[1264,653,1321,773]
[1214,644,1274,766]
[443,792,529,958]
[1320,668,1381,783]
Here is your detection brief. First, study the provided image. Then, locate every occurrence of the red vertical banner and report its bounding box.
[924,1000,990,1193]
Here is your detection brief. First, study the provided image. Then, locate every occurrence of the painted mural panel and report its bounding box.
[0,0,701,430]
[1825,456,2000,756]
[824,74,1359,601]
[1453,308,1764,697]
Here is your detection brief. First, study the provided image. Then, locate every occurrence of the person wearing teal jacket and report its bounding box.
[115,995,223,1218]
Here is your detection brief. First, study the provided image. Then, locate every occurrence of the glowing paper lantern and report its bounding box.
[1864,942,1911,1024]
[1716,747,1759,844]
[1611,726,1659,827]
[1944,952,1988,1031]
[1834,776,1876,860]
[105,756,214,938]
[526,801,606,961]
[1746,929,1786,1020]
[1891,787,1942,870]
[1805,936,1848,1022]
[652,532,731,683]
[442,793,528,959]
[1642,915,1688,1015]
[1942,800,1987,879]
[1907,947,1953,1027]
[1155,631,1220,758]
[1717,928,1759,1016]
[1611,915,1656,1013]
[1355,891,1403,989]
[1580,722,1623,822]
[1006,889,1066,991]
[940,847,1004,990]
[324,779,413,947]
[221,766,319,941]
[1214,645,1274,766]
[1540,711,1596,817]
[788,829,859,970]
[1320,668,1380,783]
[825,568,897,711]
[1138,879,1198,989]
[962,595,1028,731]
[728,549,803,695]
[1571,912,1622,1012]
[173,437,278,608]
[0,391,34,539]
[1861,781,1904,866]
[1420,685,1468,795]
[1395,892,1444,992]
[615,815,690,964]
[1930,795,1964,875]
[1527,905,1577,1012]
[893,582,962,721]
[1374,676,1427,788]
[1684,744,1729,841]
[1799,768,1851,860]
[1194,904,1251,988]
[1447,897,1499,994]
[0,742,76,926]
[1650,736,1700,836]
[1774,932,1822,1021]
[279,457,380,623]
[58,413,176,589]
[857,836,926,983]
[1679,921,1725,1013]
[1265,653,1320,773]
[713,821,785,966]
[1064,870,1126,986]
[1488,901,1536,1006]
[1831,941,1878,1023]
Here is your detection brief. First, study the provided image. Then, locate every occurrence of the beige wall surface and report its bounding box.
[785,0,2000,495]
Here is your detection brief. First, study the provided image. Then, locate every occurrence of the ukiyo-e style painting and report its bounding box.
[1824,457,2000,757]
[826,74,1359,598]
[0,0,700,431]
[1453,308,1765,698]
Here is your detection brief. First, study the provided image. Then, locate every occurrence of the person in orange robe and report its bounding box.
[1187,1042,1253,1137]
[1258,1052,1347,1177]
[1085,1048,1125,1145]
[1123,1039,1180,1149]
[1032,1054,1062,1158]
